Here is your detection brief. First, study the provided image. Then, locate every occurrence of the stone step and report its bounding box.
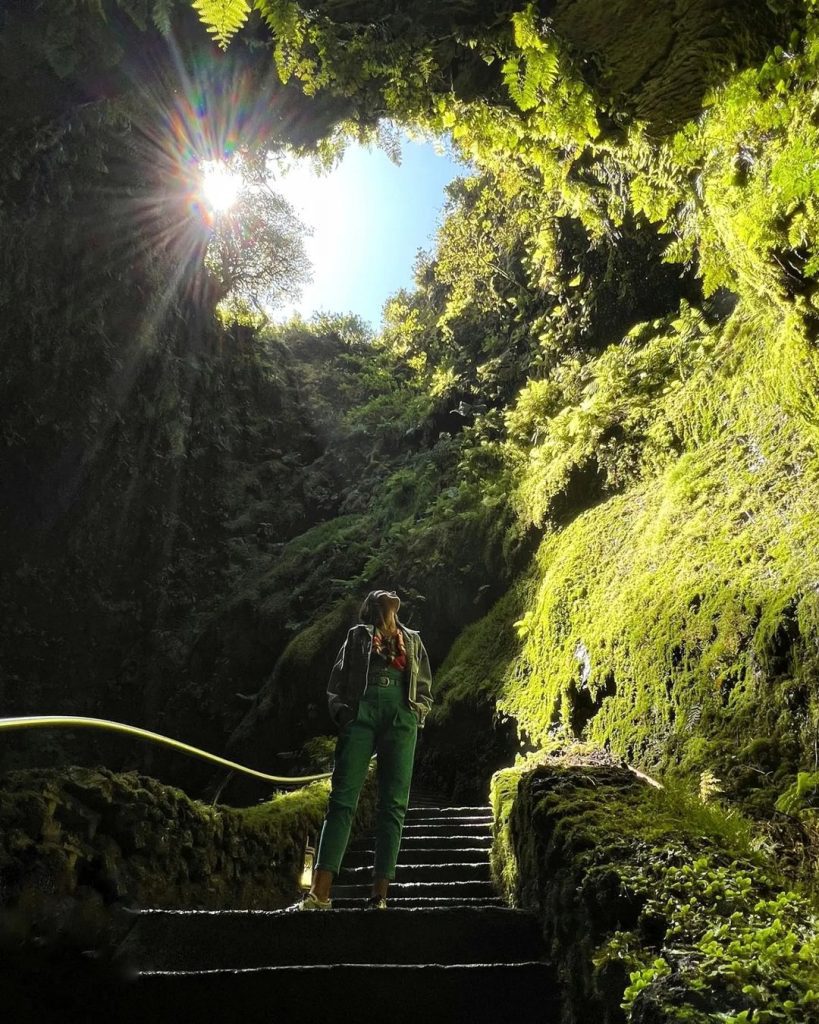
[400,821,491,834]
[335,861,492,884]
[101,798,560,1024]
[406,821,493,831]
[330,879,496,900]
[403,816,491,827]
[404,818,493,829]
[109,962,558,1024]
[348,833,492,851]
[405,831,492,844]
[405,805,491,817]
[404,796,447,808]
[404,816,492,828]
[342,846,490,866]
[116,907,546,971]
[330,896,508,909]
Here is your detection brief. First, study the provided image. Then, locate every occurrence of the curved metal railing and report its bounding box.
[0,715,366,786]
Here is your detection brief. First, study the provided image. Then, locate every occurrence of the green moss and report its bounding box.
[450,299,819,823]
[490,750,819,1024]
[423,4,819,831]
[431,580,531,724]
[488,758,524,902]
[274,597,358,675]
[252,517,372,627]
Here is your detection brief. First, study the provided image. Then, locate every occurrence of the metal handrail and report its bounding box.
[0,715,369,786]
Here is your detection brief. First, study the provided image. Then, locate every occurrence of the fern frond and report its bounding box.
[699,768,723,804]
[503,56,533,111]
[511,4,543,52]
[502,2,559,114]
[152,0,175,35]
[502,48,558,113]
[191,0,250,49]
[528,48,559,92]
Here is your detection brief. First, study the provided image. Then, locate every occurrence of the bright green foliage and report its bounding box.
[494,372,819,796]
[400,3,819,836]
[623,26,819,310]
[502,7,560,112]
[504,302,715,527]
[423,127,819,807]
[433,174,533,331]
[191,0,251,49]
[622,875,819,1021]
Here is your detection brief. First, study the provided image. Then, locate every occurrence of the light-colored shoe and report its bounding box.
[365,895,388,910]
[293,890,333,911]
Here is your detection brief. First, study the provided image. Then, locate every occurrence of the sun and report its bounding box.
[200,159,242,213]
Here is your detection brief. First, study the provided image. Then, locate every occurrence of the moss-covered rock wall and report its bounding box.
[490,749,819,1023]
[414,1,819,830]
[0,762,376,917]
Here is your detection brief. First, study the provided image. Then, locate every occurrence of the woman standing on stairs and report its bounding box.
[295,589,433,911]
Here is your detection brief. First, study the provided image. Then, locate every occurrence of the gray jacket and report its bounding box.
[327,623,433,729]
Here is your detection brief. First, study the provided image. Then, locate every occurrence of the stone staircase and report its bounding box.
[331,793,504,908]
[111,788,558,1023]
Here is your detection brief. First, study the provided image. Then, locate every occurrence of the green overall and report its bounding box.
[315,665,418,881]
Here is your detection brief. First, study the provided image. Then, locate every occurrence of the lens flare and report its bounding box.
[200,159,242,212]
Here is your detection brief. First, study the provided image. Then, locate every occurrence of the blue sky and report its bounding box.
[271,135,467,329]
